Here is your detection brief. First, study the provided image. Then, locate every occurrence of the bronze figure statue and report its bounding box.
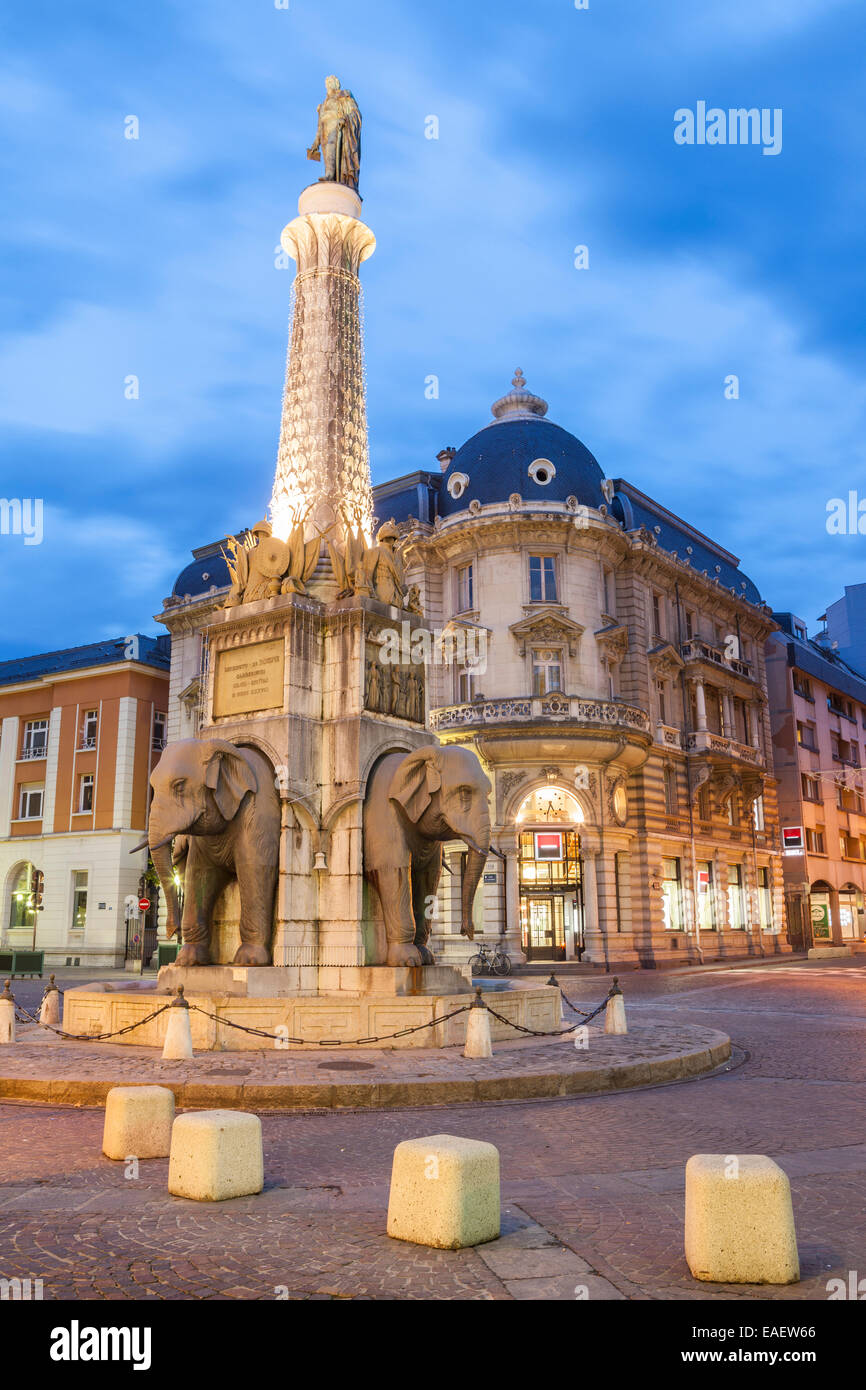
[307,75,362,192]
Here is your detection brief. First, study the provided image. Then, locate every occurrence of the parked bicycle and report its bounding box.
[467,941,513,977]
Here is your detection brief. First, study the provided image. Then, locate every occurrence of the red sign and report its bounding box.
[138,897,151,913]
[534,831,563,861]
[781,826,804,853]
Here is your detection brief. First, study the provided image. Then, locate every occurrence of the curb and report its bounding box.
[0,1034,731,1111]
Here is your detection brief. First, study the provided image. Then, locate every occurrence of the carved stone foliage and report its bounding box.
[595,623,629,668]
[510,608,585,658]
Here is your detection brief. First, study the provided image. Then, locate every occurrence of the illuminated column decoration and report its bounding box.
[270,183,376,545]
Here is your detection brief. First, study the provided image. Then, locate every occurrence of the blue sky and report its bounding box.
[1,0,864,659]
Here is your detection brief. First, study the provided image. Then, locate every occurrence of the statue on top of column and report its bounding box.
[307,75,362,192]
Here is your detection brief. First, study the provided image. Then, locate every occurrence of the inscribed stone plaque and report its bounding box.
[213,638,285,717]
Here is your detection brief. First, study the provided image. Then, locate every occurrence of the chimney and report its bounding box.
[437,447,456,472]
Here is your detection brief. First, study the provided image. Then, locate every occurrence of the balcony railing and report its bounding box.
[20,745,47,761]
[684,729,765,767]
[78,737,97,751]
[680,638,754,681]
[430,694,651,736]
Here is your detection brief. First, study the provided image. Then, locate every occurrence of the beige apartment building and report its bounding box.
[0,635,170,967]
[766,613,866,950]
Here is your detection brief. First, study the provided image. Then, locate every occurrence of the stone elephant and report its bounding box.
[140,738,281,967]
[362,745,492,967]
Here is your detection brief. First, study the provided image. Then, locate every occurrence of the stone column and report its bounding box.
[749,702,762,749]
[581,850,605,962]
[271,183,376,550]
[721,692,734,738]
[500,835,526,964]
[693,678,708,732]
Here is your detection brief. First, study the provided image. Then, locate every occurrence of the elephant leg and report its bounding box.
[412,849,443,966]
[175,844,229,968]
[369,866,422,967]
[232,854,276,967]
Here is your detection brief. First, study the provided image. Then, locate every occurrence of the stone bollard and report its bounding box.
[103,1085,175,1160]
[463,987,493,1059]
[162,986,194,1060]
[685,1154,799,1284]
[168,1110,263,1201]
[40,975,61,1027]
[546,972,563,1024]
[604,977,627,1035]
[0,979,15,1044]
[387,1134,500,1248]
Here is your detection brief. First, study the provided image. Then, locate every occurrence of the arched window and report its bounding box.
[8,862,43,931]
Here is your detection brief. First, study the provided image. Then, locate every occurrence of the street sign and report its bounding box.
[138,897,151,913]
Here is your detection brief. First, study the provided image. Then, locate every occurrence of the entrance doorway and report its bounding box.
[517,822,583,961]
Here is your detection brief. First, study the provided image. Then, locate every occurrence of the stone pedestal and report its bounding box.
[158,962,471,999]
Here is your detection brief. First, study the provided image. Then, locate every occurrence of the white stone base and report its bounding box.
[103,1085,175,1160]
[157,962,471,999]
[807,945,852,959]
[685,1153,799,1284]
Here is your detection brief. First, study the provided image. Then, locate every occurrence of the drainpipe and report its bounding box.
[676,581,703,963]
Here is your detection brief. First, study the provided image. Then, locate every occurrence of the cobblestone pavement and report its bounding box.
[0,959,864,1301]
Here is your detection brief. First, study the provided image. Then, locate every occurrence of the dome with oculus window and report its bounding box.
[437,370,607,518]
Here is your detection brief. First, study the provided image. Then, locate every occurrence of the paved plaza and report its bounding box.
[0,959,864,1300]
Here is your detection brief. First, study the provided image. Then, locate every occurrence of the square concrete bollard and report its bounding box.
[103,1085,175,1160]
[387,1134,500,1249]
[168,1110,263,1202]
[685,1154,799,1284]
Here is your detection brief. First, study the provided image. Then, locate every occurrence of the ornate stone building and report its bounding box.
[374,374,788,968]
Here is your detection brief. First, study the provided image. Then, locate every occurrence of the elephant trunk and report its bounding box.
[460,844,489,940]
[149,831,181,940]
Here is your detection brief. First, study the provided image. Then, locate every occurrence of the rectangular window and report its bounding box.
[456,563,474,613]
[652,593,664,641]
[21,719,48,759]
[661,857,683,931]
[663,764,678,815]
[457,669,475,703]
[80,709,98,750]
[71,871,88,933]
[532,650,562,696]
[529,555,557,603]
[727,864,745,929]
[697,784,711,822]
[697,861,716,930]
[685,610,694,641]
[18,784,44,820]
[801,773,821,802]
[602,567,615,617]
[152,711,167,751]
[793,673,813,700]
[758,867,774,930]
[657,681,667,725]
[806,825,825,854]
[752,795,765,832]
[797,721,817,750]
[726,794,740,827]
[78,773,94,814]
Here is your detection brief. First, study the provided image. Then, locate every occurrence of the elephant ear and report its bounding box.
[205,743,258,821]
[389,747,442,823]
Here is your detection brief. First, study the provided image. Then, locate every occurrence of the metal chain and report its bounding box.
[485,993,610,1038]
[12,1000,172,1042]
[186,1000,472,1046]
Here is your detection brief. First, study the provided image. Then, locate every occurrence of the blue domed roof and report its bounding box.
[172,550,230,599]
[438,372,605,517]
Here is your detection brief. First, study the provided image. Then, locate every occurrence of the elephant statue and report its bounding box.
[363,744,492,967]
[141,738,281,967]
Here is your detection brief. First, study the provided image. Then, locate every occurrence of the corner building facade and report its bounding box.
[377,377,788,969]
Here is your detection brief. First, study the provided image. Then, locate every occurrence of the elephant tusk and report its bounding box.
[130,832,174,855]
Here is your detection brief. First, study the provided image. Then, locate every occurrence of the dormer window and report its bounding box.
[447,472,470,500]
[528,458,556,486]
